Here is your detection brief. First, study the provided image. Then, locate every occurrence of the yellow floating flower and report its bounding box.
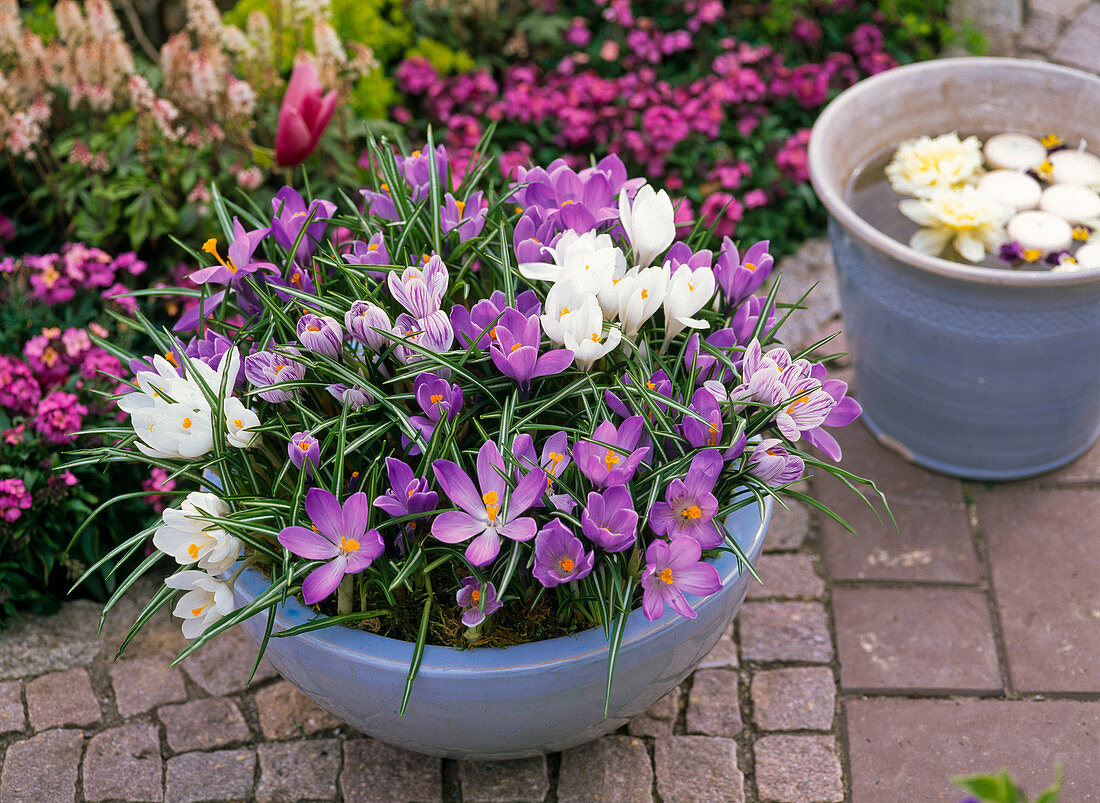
[885,132,984,197]
[899,186,1013,262]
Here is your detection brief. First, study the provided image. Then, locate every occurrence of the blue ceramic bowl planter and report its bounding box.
[234,498,771,760]
[809,58,1100,480]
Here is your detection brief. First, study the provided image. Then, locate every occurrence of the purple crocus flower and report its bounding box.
[456,576,502,627]
[511,431,570,488]
[774,374,839,444]
[345,301,392,352]
[663,242,713,274]
[343,233,390,280]
[277,488,385,604]
[640,536,722,621]
[714,237,774,308]
[268,262,317,303]
[573,416,651,489]
[580,485,638,552]
[362,183,400,222]
[451,290,541,350]
[532,519,594,587]
[605,369,675,421]
[730,295,778,346]
[297,313,343,358]
[270,187,337,264]
[244,348,306,403]
[746,439,805,486]
[289,431,320,477]
[191,219,277,286]
[684,328,740,386]
[512,207,554,265]
[182,331,244,387]
[488,308,573,392]
[648,449,725,548]
[682,387,724,449]
[326,383,371,409]
[388,255,448,318]
[791,363,862,462]
[404,372,463,455]
[373,457,438,528]
[441,192,487,241]
[430,440,546,566]
[398,144,449,202]
[392,310,454,363]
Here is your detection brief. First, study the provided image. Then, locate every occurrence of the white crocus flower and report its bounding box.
[541,284,599,346]
[154,491,241,574]
[899,186,1012,262]
[615,264,669,340]
[130,402,215,459]
[619,184,675,269]
[562,296,623,371]
[224,397,261,449]
[165,570,235,639]
[519,230,625,284]
[661,264,716,350]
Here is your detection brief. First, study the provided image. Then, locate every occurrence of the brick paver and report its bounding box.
[0,728,84,803]
[83,724,164,802]
[256,739,341,802]
[340,738,442,803]
[458,756,550,802]
[751,667,836,731]
[557,736,653,802]
[158,697,251,753]
[254,679,341,739]
[754,735,844,803]
[164,749,256,803]
[655,737,744,803]
[25,667,102,730]
[0,680,24,735]
[744,553,825,599]
[627,687,680,738]
[686,668,743,737]
[110,653,187,717]
[739,601,834,663]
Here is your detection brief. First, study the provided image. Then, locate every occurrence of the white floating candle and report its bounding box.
[1049,150,1100,188]
[977,170,1042,210]
[1074,242,1100,269]
[1006,210,1073,253]
[1039,183,1100,224]
[983,133,1046,171]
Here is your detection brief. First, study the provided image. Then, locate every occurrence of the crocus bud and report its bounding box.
[288,430,320,477]
[345,301,392,352]
[297,313,343,358]
[274,61,338,168]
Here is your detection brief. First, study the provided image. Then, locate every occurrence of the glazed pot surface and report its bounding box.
[234,499,771,759]
[809,58,1100,480]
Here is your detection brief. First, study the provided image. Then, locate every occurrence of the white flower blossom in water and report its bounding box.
[899,186,1012,262]
[885,132,983,197]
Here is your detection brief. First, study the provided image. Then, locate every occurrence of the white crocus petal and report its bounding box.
[224,397,260,449]
[616,265,669,340]
[662,265,716,349]
[562,296,622,370]
[703,379,730,402]
[154,492,241,574]
[619,184,676,269]
[541,285,598,345]
[558,240,621,292]
[165,570,235,639]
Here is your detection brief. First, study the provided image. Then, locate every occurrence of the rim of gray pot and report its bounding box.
[808,57,1100,288]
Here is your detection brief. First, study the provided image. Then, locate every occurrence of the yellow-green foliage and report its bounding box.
[406,36,475,75]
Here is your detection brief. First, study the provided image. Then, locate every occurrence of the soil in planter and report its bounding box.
[846,138,1099,270]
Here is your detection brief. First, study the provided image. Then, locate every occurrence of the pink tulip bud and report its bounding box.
[274,61,338,168]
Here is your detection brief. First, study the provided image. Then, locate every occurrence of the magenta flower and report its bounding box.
[34,391,88,444]
[244,349,306,403]
[0,356,41,414]
[580,485,638,553]
[373,457,438,525]
[0,478,32,523]
[297,313,343,358]
[640,537,722,621]
[274,61,338,168]
[605,369,675,422]
[288,431,320,478]
[573,416,651,489]
[714,238,774,309]
[746,439,805,487]
[404,372,463,455]
[277,489,385,604]
[532,520,594,587]
[345,301,392,352]
[648,449,725,548]
[190,219,276,286]
[488,308,573,392]
[456,576,502,627]
[430,440,546,566]
[451,290,541,350]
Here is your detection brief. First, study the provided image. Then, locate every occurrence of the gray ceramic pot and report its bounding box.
[809,58,1100,480]
[233,499,771,760]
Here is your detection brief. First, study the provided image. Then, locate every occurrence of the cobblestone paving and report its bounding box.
[3,3,1100,800]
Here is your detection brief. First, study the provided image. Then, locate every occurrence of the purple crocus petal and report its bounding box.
[475,440,507,501]
[465,529,502,566]
[172,290,226,332]
[373,496,409,518]
[386,458,415,494]
[507,469,548,518]
[824,395,862,427]
[498,517,537,543]
[432,460,485,518]
[431,511,487,544]
[685,449,724,490]
[511,434,539,474]
[303,487,345,540]
[669,558,721,596]
[532,348,575,378]
[648,501,677,537]
[340,492,370,539]
[802,428,843,462]
[301,556,348,605]
[665,587,698,620]
[278,525,340,560]
[345,528,386,572]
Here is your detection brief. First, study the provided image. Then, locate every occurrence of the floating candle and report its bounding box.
[1049,150,1100,188]
[1074,242,1100,269]
[983,133,1046,171]
[976,170,1042,210]
[1039,183,1100,225]
[1006,210,1074,253]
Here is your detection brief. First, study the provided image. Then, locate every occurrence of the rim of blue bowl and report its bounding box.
[808,57,1100,288]
[233,496,772,676]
